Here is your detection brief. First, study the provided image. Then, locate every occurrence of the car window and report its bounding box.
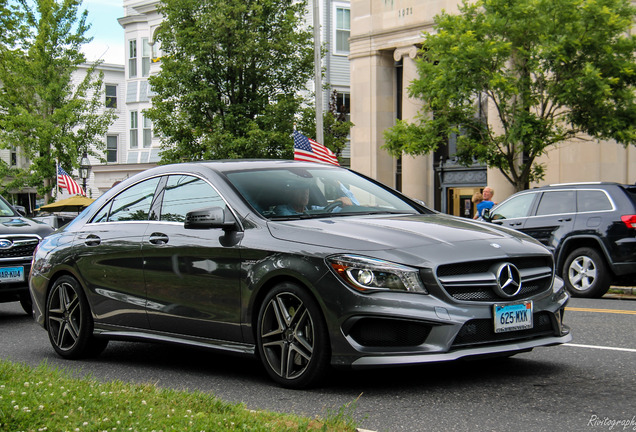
[94,177,161,222]
[0,197,17,217]
[160,175,225,222]
[491,193,535,220]
[577,190,613,212]
[225,166,421,219]
[536,191,576,216]
[622,186,636,207]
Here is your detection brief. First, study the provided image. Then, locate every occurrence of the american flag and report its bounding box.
[57,165,85,196]
[293,131,339,166]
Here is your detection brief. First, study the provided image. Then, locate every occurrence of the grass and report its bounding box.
[0,360,359,432]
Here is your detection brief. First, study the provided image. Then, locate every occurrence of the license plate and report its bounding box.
[0,266,25,283]
[494,301,533,333]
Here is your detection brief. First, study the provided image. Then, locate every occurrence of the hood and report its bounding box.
[0,216,54,237]
[267,213,549,266]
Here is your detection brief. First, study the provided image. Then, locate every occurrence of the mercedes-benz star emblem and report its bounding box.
[494,263,522,298]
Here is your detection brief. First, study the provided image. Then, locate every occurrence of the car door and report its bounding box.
[519,190,576,253]
[488,191,537,230]
[73,177,161,329]
[142,174,243,341]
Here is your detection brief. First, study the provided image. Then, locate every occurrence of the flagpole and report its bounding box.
[55,160,59,198]
[313,0,323,145]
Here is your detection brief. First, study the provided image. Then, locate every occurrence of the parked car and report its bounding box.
[482,182,636,298]
[0,196,54,314]
[30,160,571,388]
[32,213,76,229]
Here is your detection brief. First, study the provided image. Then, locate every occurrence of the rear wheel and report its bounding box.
[562,247,610,298]
[256,282,330,389]
[46,275,108,358]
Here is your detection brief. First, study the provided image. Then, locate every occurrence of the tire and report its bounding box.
[562,247,610,298]
[256,282,330,389]
[19,294,33,316]
[46,275,108,359]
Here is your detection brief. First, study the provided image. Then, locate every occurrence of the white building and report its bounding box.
[113,0,351,165]
[0,62,125,211]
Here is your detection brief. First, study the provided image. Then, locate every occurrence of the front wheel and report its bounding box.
[562,247,610,298]
[256,282,330,389]
[46,275,108,359]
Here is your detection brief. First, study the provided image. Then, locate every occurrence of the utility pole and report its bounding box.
[313,0,323,144]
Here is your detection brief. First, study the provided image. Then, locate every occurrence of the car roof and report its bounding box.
[188,159,342,173]
[535,182,627,189]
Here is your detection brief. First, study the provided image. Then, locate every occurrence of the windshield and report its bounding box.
[225,166,422,219]
[0,197,17,217]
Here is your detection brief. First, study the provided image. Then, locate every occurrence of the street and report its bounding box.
[1,295,635,432]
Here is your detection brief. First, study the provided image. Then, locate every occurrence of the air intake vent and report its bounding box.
[348,318,431,347]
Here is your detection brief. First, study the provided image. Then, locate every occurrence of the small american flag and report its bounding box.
[293,131,339,166]
[57,165,85,196]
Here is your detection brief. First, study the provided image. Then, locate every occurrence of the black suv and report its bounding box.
[0,195,53,313]
[482,182,636,298]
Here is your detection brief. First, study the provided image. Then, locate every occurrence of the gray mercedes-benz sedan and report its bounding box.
[29,160,571,388]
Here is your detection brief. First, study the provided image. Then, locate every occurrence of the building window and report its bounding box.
[130,111,138,149]
[106,136,118,163]
[335,6,350,54]
[105,84,117,108]
[334,91,350,121]
[152,40,160,62]
[142,38,151,77]
[10,147,17,166]
[129,39,137,78]
[143,115,152,148]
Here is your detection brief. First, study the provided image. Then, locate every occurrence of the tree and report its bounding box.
[147,0,315,163]
[296,90,354,159]
[383,0,636,191]
[0,0,115,202]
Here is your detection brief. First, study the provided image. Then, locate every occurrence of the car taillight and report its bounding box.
[621,215,636,229]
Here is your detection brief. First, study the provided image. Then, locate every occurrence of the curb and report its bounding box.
[605,286,636,299]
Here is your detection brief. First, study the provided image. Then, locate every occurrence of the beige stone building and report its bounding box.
[349,0,636,216]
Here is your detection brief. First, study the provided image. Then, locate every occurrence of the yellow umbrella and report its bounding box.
[38,195,95,213]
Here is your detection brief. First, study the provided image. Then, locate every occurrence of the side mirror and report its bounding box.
[185,207,237,230]
[14,205,26,216]
[481,208,491,221]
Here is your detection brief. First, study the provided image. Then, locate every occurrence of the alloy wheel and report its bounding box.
[47,280,83,352]
[568,255,597,291]
[259,292,315,381]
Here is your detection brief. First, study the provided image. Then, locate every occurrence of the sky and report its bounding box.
[80,0,125,65]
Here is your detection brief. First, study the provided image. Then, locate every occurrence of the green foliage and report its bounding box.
[296,90,354,160]
[384,0,636,191]
[147,0,315,163]
[0,0,115,200]
[0,359,358,431]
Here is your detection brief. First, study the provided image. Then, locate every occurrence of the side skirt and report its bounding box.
[94,325,256,356]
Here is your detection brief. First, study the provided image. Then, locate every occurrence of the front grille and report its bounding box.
[436,257,554,302]
[451,312,555,348]
[0,236,40,260]
[348,318,431,347]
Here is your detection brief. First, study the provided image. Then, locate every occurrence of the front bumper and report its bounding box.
[325,274,571,368]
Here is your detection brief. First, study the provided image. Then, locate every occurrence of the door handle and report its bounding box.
[84,234,101,246]
[509,222,522,226]
[148,233,169,245]
[557,218,572,222]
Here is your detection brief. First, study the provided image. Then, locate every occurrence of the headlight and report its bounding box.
[327,254,428,294]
